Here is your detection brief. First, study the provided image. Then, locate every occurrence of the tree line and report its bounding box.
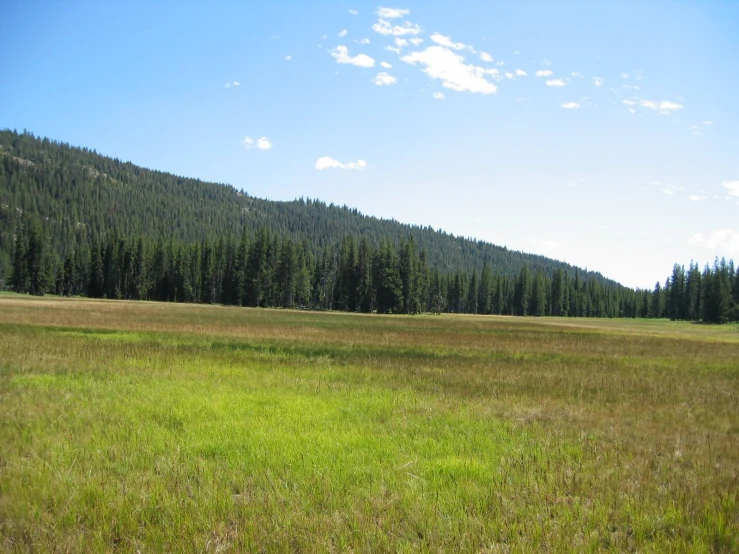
[9,217,739,322]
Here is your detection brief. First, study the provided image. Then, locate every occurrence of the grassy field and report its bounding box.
[1,296,738,552]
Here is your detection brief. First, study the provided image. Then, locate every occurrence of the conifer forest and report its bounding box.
[2,130,738,322]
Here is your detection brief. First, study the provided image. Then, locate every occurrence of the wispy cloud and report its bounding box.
[349,9,358,15]
[530,239,561,254]
[338,29,348,38]
[659,184,679,195]
[243,136,272,150]
[561,101,580,109]
[401,46,498,94]
[373,9,421,36]
[479,52,493,62]
[380,61,392,68]
[329,45,375,68]
[377,7,409,19]
[357,38,370,45]
[224,81,240,88]
[535,70,553,77]
[430,33,472,51]
[571,72,582,77]
[623,98,683,114]
[688,195,707,202]
[285,55,292,61]
[689,229,739,253]
[546,79,567,87]
[622,84,640,90]
[409,37,423,46]
[515,69,527,76]
[620,72,629,79]
[432,91,445,99]
[315,156,367,170]
[593,77,604,86]
[373,72,397,86]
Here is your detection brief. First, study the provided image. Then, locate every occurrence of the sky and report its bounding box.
[1,1,738,288]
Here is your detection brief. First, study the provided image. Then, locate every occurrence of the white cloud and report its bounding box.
[571,72,582,77]
[688,195,707,202]
[689,229,739,253]
[703,120,713,125]
[385,45,402,54]
[723,181,739,197]
[479,52,493,62]
[377,7,409,19]
[505,72,514,79]
[546,79,567,87]
[430,33,469,51]
[257,137,272,150]
[622,85,640,90]
[620,72,629,79]
[373,72,398,86]
[395,38,408,47]
[530,239,561,254]
[329,45,375,68]
[561,101,580,109]
[285,55,292,61]
[315,157,367,170]
[224,81,240,88]
[243,136,272,150]
[515,69,527,76]
[373,18,421,36]
[380,61,392,68]
[409,37,423,46]
[535,70,553,77]
[401,45,498,94]
[542,58,552,67]
[623,98,683,114]
[349,9,358,15]
[432,91,445,99]
[338,29,348,37]
[496,61,505,66]
[358,38,370,45]
[593,77,604,87]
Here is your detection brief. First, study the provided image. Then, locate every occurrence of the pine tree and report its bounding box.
[373,239,402,314]
[466,269,478,314]
[11,221,28,293]
[531,270,547,316]
[26,218,47,296]
[514,265,532,316]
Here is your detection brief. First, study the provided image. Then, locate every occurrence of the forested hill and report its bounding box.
[0,129,612,285]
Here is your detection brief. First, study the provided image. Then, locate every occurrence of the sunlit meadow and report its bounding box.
[1,295,738,552]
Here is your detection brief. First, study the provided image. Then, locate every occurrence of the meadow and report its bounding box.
[1,295,738,552]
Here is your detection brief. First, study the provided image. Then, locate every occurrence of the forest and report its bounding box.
[2,130,738,322]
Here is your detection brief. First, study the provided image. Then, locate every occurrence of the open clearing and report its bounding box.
[1,296,738,552]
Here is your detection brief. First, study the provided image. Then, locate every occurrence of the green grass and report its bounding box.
[1,297,738,552]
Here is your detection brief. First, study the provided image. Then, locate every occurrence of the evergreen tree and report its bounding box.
[373,239,402,314]
[531,270,547,317]
[11,221,28,293]
[514,265,532,316]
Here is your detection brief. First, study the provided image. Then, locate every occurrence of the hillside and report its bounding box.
[0,129,615,285]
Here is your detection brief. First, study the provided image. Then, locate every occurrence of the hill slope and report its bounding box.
[0,129,615,285]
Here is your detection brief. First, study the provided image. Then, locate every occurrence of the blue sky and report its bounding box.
[1,1,738,288]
